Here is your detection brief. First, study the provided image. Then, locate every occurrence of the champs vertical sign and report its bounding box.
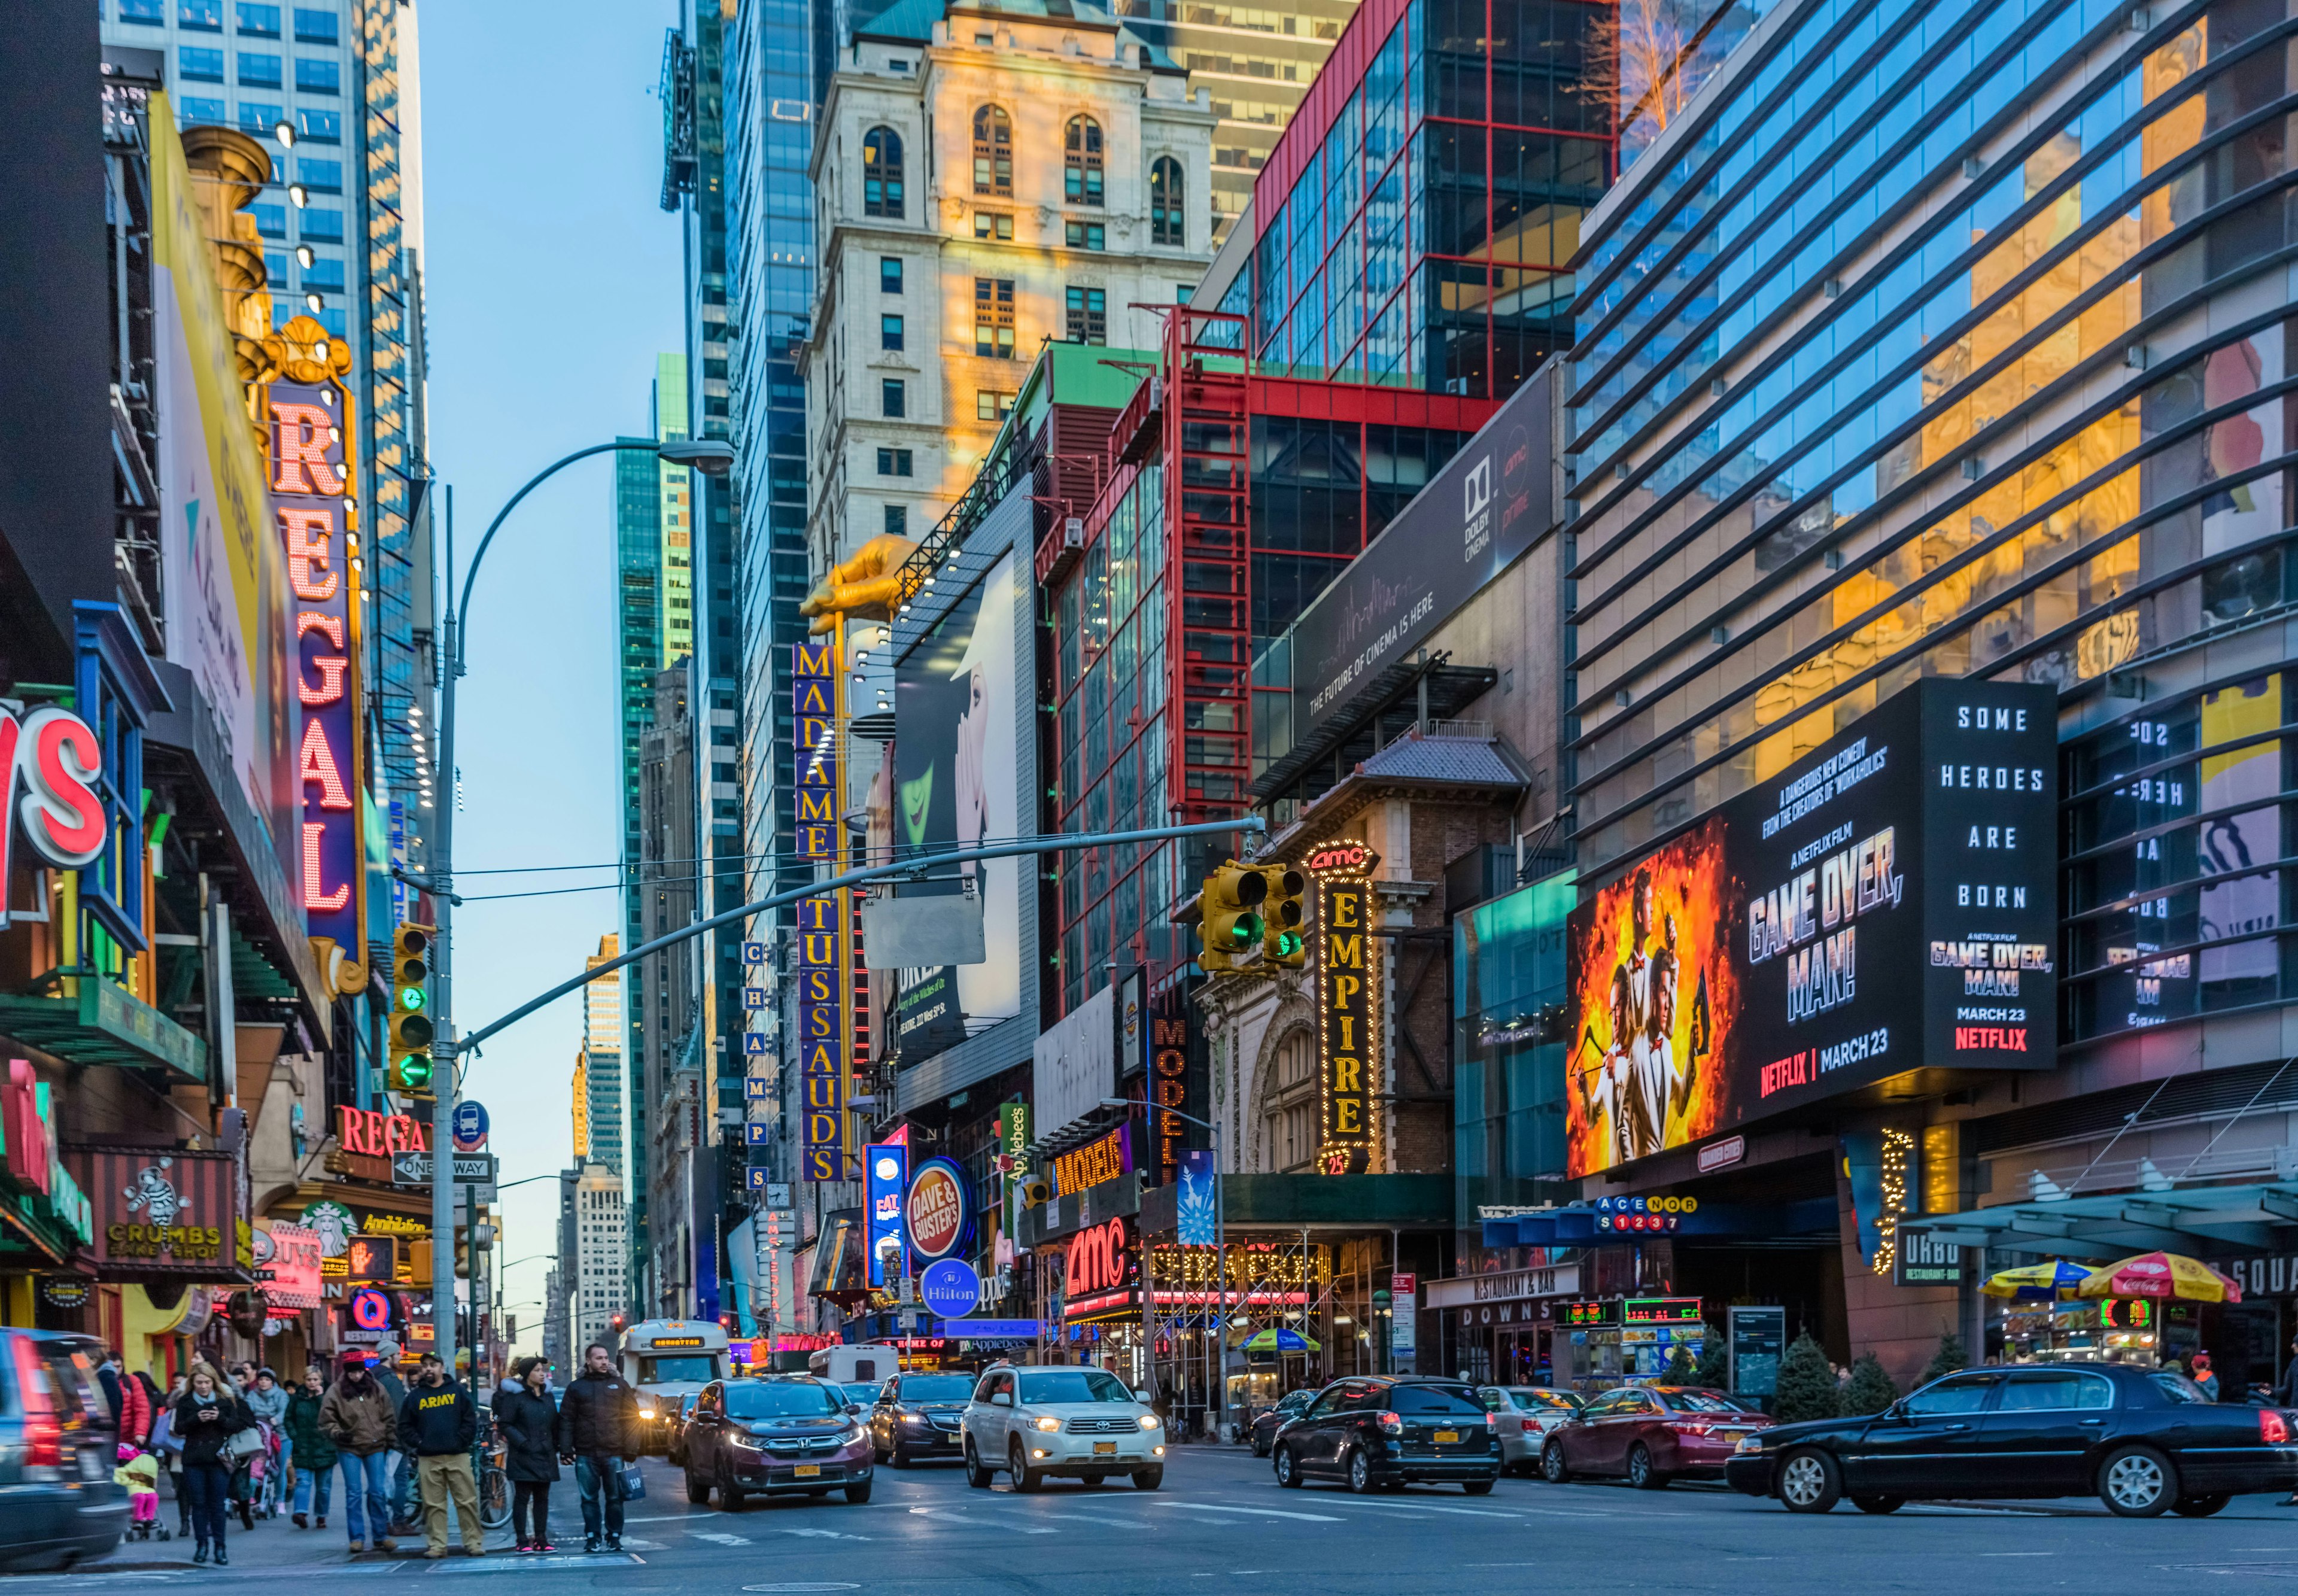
[266,330,361,955]
[793,640,847,1181]
[1312,839,1381,1174]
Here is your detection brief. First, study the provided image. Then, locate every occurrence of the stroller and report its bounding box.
[228,1419,283,1530]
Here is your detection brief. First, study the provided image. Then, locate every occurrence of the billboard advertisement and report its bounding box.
[865,1142,907,1287]
[889,548,1022,1062]
[1564,679,2057,1177]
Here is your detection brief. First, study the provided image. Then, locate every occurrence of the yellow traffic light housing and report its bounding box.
[388,922,436,1096]
[1259,865,1308,967]
[1198,862,1266,973]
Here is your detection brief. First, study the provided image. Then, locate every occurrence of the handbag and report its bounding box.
[223,1426,264,1462]
[618,1460,647,1501]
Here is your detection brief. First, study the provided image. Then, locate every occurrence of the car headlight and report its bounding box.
[728,1431,761,1451]
[1034,1415,1061,1433]
[901,1413,925,1427]
[840,1425,868,1446]
[1734,1436,1762,1455]
[1138,1414,1160,1430]
[639,1407,657,1420]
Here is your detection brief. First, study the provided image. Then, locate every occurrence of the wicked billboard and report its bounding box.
[1564,678,2058,1178]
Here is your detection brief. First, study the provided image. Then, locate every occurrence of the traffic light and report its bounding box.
[454,1224,470,1279]
[408,1238,433,1282]
[1259,864,1308,966]
[387,922,436,1096]
[1019,1175,1050,1208]
[1198,862,1266,973]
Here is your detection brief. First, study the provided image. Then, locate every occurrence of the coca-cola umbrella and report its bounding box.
[2077,1251,2242,1303]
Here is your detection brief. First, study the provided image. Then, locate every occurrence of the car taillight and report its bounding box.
[1378,1410,1403,1434]
[10,1339,60,1477]
[2262,1409,2290,1446]
[1519,1416,1538,1433]
[1484,1411,1497,1430]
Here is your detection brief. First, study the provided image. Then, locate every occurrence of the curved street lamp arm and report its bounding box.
[453,440,637,667]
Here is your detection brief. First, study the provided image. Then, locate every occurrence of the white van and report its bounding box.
[808,1342,903,1388]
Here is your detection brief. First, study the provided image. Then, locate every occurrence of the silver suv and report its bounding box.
[961,1364,1165,1491]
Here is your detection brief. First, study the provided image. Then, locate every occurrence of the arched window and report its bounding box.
[1064,115,1104,207]
[972,105,1013,196]
[1260,1030,1319,1173]
[1150,156,1184,247]
[862,126,904,218]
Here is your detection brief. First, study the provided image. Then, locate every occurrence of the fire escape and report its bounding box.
[1163,307,1252,839]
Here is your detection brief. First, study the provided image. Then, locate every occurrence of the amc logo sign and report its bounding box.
[1306,840,1378,877]
[1065,1216,1132,1297]
[0,706,109,883]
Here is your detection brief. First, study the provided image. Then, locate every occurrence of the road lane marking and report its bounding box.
[1159,1501,1345,1523]
[907,1506,1056,1534]
[691,1531,752,1545]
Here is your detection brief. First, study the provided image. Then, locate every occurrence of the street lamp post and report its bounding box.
[1104,1096,1227,1443]
[427,437,732,1378]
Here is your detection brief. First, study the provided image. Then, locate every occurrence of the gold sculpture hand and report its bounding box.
[799,533,921,634]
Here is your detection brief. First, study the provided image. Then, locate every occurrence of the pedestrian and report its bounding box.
[496,1356,561,1552]
[114,1442,161,1540]
[170,1363,250,1565]
[106,1349,153,1448]
[372,1340,419,1536]
[153,1375,189,1537]
[319,1349,399,1554]
[2191,1351,2221,1401]
[2274,1335,2298,1506]
[400,1351,484,1559]
[285,1366,337,1529]
[556,1343,637,1554]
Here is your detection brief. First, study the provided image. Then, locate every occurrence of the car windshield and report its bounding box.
[637,1356,718,1385]
[1016,1369,1133,1404]
[725,1383,845,1419]
[1507,1389,1579,1410]
[1656,1390,1739,1412]
[843,1383,883,1405]
[898,1376,974,1402]
[1388,1386,1484,1416]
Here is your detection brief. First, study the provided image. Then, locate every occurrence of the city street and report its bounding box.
[38,1447,2298,1592]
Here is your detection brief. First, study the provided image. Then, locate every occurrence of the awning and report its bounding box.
[1900,1181,2298,1260]
[1481,1198,1838,1250]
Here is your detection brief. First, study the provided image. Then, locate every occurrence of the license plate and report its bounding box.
[1094,1441,1118,1455]
[1433,1431,1460,1445]
[1718,1430,1746,1441]
[792,1464,821,1478]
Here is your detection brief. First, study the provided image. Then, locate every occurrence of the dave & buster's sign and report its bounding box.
[1565,679,2057,1177]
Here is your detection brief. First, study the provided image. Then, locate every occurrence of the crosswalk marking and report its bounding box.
[691,1532,752,1546]
[907,1506,1057,1535]
[1160,1501,1345,1524]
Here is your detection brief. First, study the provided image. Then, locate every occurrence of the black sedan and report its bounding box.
[868,1372,977,1465]
[1251,1390,1316,1457]
[682,1378,876,1507]
[1726,1361,2298,1517]
[1272,1376,1501,1493]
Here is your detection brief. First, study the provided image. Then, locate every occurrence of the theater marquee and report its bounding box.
[1313,839,1382,1174]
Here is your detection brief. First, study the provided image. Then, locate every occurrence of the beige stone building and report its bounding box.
[803,0,1217,573]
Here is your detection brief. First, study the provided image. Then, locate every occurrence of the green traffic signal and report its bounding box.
[1227,911,1263,946]
[400,986,425,1012]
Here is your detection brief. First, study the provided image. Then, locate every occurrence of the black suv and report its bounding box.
[1271,1376,1500,1494]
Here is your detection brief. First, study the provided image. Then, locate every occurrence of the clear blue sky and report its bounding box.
[416,0,685,1357]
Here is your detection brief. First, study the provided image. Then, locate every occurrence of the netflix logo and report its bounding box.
[1954,1026,2028,1051]
[1760,1051,1814,1097]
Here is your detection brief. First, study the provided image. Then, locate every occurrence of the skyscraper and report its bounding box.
[579,934,625,1174]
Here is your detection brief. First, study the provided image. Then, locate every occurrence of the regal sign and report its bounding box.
[336,1104,431,1157]
[266,361,363,957]
[1314,840,1381,1173]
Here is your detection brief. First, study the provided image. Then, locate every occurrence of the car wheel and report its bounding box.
[1777,1448,1841,1514]
[684,1466,710,1506]
[1628,1444,1667,1490]
[1463,1478,1496,1496]
[1347,1447,1376,1494]
[1852,1495,1904,1515]
[890,1442,910,1469]
[1082,1473,1107,1486]
[721,1472,747,1513]
[1541,1441,1571,1483]
[964,1440,993,1489]
[2172,1493,2231,1518]
[1274,1445,1302,1488]
[1008,1439,1042,1494]
[1253,1434,1269,1458]
[1132,1467,1163,1491]
[843,1482,873,1504]
[2099,1446,2177,1518]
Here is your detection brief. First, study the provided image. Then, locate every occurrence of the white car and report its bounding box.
[961,1364,1165,1490]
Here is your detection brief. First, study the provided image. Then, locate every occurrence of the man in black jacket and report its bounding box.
[555,1345,637,1552]
[400,1353,484,1558]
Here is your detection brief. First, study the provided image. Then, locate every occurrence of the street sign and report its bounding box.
[936,1318,1039,1339]
[391,1151,496,1193]
[919,1258,981,1318]
[742,1032,768,1054]
[741,987,768,1010]
[451,1101,489,1153]
[745,1167,773,1191]
[742,940,767,965]
[744,1077,771,1099]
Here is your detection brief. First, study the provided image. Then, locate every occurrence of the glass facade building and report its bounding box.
[1564,0,2298,1051]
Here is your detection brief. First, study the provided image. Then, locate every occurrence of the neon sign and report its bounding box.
[794,639,849,1181]
[1064,1215,1132,1301]
[335,1105,431,1157]
[1314,839,1380,1172]
[266,357,362,956]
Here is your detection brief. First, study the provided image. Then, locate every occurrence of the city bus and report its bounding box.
[618,1320,731,1453]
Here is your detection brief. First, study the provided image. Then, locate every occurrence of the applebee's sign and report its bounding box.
[0,706,110,904]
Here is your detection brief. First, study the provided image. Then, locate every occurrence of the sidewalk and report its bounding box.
[89,1507,520,1571]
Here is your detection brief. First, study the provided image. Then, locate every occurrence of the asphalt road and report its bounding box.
[35,1446,2298,1591]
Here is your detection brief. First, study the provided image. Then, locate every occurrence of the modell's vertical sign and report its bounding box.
[267,350,363,957]
[793,640,848,1181]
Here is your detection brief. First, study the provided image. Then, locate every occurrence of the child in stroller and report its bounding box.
[115,1444,168,1542]
[229,1419,282,1530]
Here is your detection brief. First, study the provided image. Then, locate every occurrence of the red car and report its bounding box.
[1541,1385,1774,1488]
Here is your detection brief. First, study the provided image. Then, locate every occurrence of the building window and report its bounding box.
[880,256,902,294]
[235,100,283,135]
[179,0,222,28]
[236,2,280,35]
[297,156,343,193]
[877,448,914,477]
[974,212,1013,241]
[972,104,1013,196]
[291,4,336,41]
[880,313,904,351]
[977,389,1017,421]
[236,50,282,86]
[1065,285,1107,345]
[295,56,340,94]
[1262,1030,1318,1172]
[297,107,341,142]
[881,377,906,418]
[300,207,345,241]
[178,46,225,81]
[118,0,165,25]
[302,254,345,291]
[1151,156,1184,247]
[1065,220,1105,251]
[863,126,904,218]
[884,504,907,540]
[179,96,229,124]
[974,278,1016,358]
[1064,116,1104,206]
[249,201,287,236]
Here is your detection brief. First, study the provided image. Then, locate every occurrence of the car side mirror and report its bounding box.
[992,1391,1013,1407]
[1884,1399,1911,1422]
[844,1403,862,1416]
[1134,1387,1153,1403]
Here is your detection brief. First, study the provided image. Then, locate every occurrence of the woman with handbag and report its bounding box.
[171,1364,252,1564]
[494,1358,560,1552]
